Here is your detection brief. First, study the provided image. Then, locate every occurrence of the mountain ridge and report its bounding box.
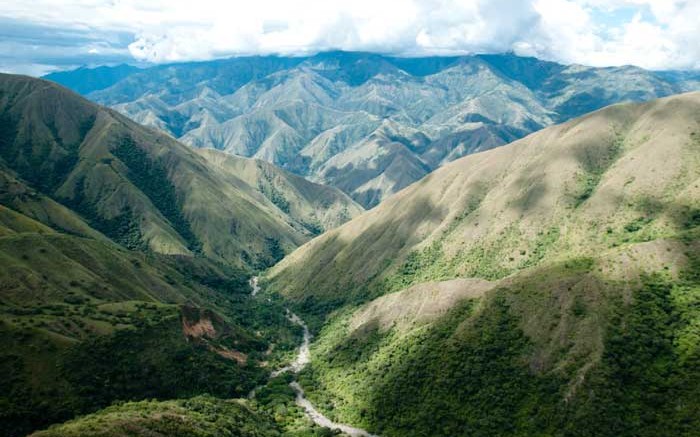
[0,73,362,267]
[267,90,700,315]
[264,91,700,436]
[45,52,700,207]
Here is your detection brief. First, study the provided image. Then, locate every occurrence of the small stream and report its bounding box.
[250,277,378,437]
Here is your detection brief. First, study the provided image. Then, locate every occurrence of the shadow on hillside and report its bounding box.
[354,242,700,436]
[289,194,448,318]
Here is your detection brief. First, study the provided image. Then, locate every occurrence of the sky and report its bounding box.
[1,0,699,76]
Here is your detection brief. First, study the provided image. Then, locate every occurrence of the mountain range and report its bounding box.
[1,53,698,437]
[46,52,700,207]
[0,74,361,267]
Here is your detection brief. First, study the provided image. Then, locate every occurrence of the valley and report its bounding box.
[0,74,343,437]
[266,91,700,436]
[1,50,699,437]
[252,276,377,437]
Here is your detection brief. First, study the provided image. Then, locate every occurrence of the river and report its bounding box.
[249,277,378,437]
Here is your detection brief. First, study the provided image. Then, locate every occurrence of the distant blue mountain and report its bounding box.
[43,52,700,207]
[43,64,141,95]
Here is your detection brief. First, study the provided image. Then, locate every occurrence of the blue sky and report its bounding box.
[1,0,698,76]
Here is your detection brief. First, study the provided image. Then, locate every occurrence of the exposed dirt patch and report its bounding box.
[182,314,217,339]
[181,304,222,340]
[180,304,247,365]
[211,345,247,365]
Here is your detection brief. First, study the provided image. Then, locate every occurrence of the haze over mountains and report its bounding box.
[46,52,700,207]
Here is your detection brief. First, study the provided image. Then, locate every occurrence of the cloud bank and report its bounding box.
[1,0,699,74]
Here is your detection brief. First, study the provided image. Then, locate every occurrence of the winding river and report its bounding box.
[250,277,378,437]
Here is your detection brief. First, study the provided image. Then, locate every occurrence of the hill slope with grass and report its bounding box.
[29,396,280,437]
[0,74,353,436]
[0,73,361,268]
[268,91,700,313]
[0,200,305,437]
[264,92,700,436]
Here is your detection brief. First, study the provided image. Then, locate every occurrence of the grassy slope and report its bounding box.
[0,74,356,436]
[268,92,700,315]
[265,93,700,435]
[0,76,309,434]
[30,396,280,437]
[299,240,700,436]
[198,148,363,237]
[0,167,106,239]
[30,391,351,437]
[0,203,285,436]
[0,73,361,268]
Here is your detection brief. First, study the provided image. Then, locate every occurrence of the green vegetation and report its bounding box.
[0,311,260,437]
[0,107,93,194]
[519,226,561,268]
[0,265,303,437]
[301,291,556,436]
[383,241,446,292]
[300,254,700,437]
[0,208,302,436]
[253,375,343,436]
[259,176,291,214]
[0,73,360,269]
[574,133,625,208]
[301,219,324,236]
[266,238,286,265]
[682,207,700,230]
[564,274,700,436]
[112,136,201,252]
[572,130,624,207]
[30,396,281,437]
[376,224,561,303]
[62,315,265,402]
[62,180,144,249]
[30,389,344,437]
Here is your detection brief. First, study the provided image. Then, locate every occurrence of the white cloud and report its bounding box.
[0,0,699,72]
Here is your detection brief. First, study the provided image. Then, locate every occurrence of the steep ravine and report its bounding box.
[250,277,378,437]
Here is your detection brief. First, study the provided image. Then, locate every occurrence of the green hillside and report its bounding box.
[0,73,361,268]
[266,93,700,435]
[298,247,699,436]
[0,203,301,436]
[0,74,339,436]
[268,92,700,315]
[29,396,280,437]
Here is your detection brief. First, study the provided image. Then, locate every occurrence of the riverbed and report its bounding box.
[250,277,378,437]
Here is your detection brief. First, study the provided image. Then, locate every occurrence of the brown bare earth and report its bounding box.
[181,306,248,365]
[182,314,217,339]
